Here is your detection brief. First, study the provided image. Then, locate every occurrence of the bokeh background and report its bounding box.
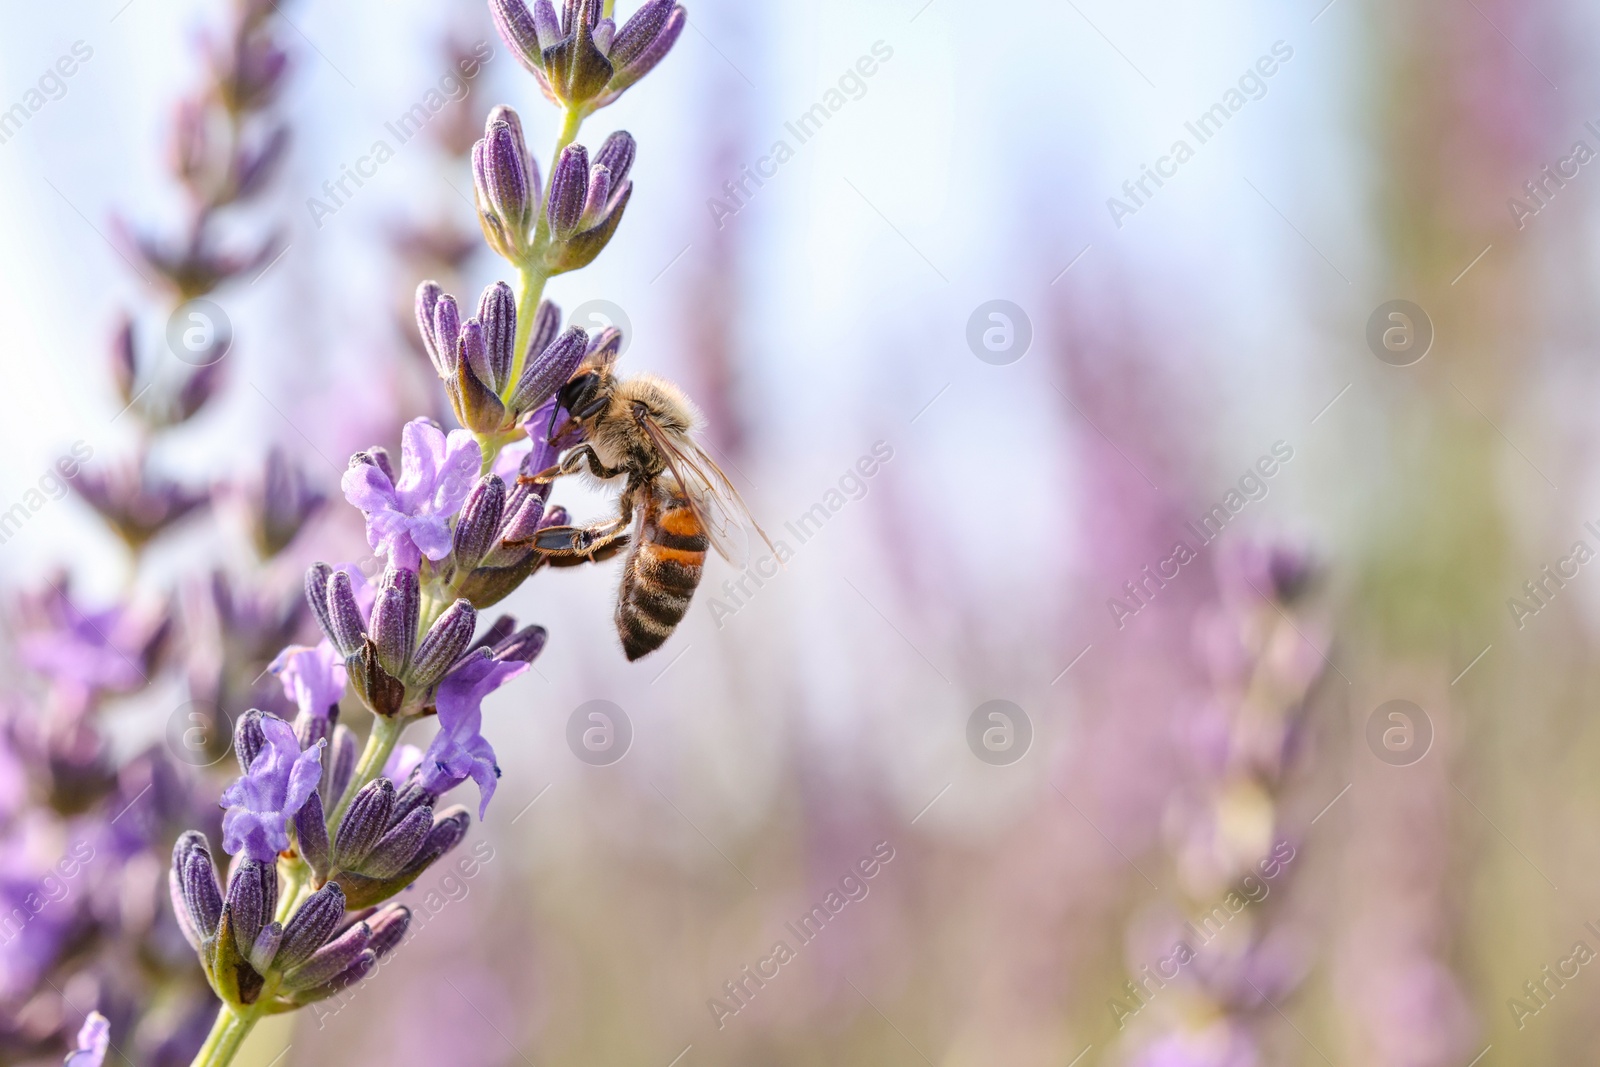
[3,0,1599,1063]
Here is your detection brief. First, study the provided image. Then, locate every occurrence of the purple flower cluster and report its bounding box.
[0,3,315,1063]
[1120,543,1325,1065]
[491,0,685,114]
[342,420,481,570]
[140,0,689,1060]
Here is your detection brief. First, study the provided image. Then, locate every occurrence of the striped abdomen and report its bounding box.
[616,488,708,660]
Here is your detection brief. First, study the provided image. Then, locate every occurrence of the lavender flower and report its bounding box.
[71,457,209,549]
[416,277,589,435]
[63,1012,110,1067]
[151,0,698,1054]
[267,641,346,722]
[418,652,526,817]
[220,713,324,862]
[18,585,166,717]
[172,839,412,1013]
[473,106,541,262]
[1121,543,1326,1066]
[342,419,481,569]
[542,132,635,273]
[229,447,327,559]
[491,0,685,114]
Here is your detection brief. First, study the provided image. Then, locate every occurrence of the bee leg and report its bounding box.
[518,445,624,486]
[530,517,630,556]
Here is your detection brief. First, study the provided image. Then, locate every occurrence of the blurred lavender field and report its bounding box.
[3,0,1600,1064]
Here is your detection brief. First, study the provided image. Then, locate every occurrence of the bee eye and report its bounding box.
[557,373,599,414]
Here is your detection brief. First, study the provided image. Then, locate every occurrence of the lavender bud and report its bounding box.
[282,921,371,991]
[294,790,331,878]
[409,600,477,689]
[171,831,221,946]
[367,905,411,959]
[256,448,324,557]
[526,299,562,364]
[305,562,334,642]
[611,1,672,69]
[402,807,472,878]
[296,709,336,760]
[595,129,637,189]
[334,778,396,868]
[327,725,358,802]
[494,625,548,665]
[249,921,283,974]
[450,339,509,434]
[369,568,420,679]
[578,165,612,230]
[237,124,290,199]
[539,0,615,107]
[415,282,449,377]
[476,124,536,261]
[326,570,367,658]
[490,0,549,78]
[174,361,225,423]
[609,0,685,91]
[487,106,537,190]
[547,143,590,240]
[433,296,462,381]
[469,614,518,655]
[532,0,562,47]
[111,315,139,406]
[498,493,548,545]
[276,882,346,972]
[226,860,272,961]
[550,181,632,273]
[585,323,624,366]
[356,640,406,717]
[360,805,433,879]
[452,477,506,573]
[234,710,266,774]
[317,948,376,997]
[391,778,434,825]
[509,325,588,415]
[460,319,494,395]
[478,282,518,392]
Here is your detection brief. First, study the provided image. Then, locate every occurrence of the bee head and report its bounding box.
[557,372,608,422]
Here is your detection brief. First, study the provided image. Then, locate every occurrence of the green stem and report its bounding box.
[327,715,406,831]
[189,1005,257,1067]
[275,860,308,924]
[505,106,585,400]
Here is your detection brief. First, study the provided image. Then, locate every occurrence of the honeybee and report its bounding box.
[520,348,771,660]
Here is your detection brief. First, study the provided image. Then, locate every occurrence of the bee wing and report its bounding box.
[637,416,775,563]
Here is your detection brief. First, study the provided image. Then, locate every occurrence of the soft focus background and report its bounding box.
[3,0,1599,1064]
